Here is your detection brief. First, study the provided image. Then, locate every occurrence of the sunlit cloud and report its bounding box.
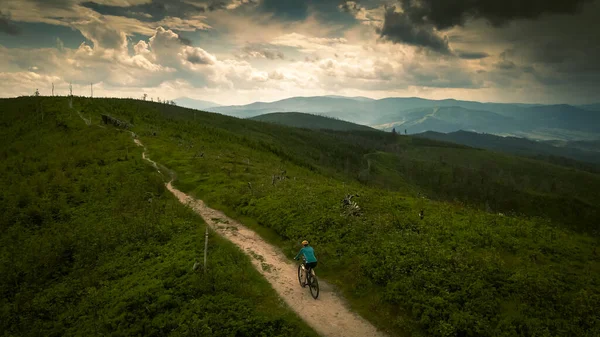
[0,0,598,104]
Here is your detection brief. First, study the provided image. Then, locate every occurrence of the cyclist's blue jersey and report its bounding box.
[295,246,317,263]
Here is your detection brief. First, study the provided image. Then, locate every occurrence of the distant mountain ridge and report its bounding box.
[579,103,600,111]
[174,97,221,111]
[416,130,600,167]
[206,95,600,141]
[371,106,520,134]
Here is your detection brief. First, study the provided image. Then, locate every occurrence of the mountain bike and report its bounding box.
[297,258,319,299]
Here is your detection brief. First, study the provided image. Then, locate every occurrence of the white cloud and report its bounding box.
[271,33,348,53]
[93,0,152,6]
[0,72,63,97]
[225,0,258,10]
[155,16,211,31]
[0,26,291,97]
[180,46,217,65]
[340,1,385,28]
[0,0,596,105]
[134,40,151,56]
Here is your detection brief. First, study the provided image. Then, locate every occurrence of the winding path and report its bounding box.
[132,136,388,337]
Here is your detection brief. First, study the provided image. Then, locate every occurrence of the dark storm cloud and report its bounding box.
[177,35,192,46]
[494,60,517,70]
[254,0,355,28]
[377,0,592,54]
[456,51,489,59]
[81,0,238,22]
[481,1,600,81]
[0,11,21,36]
[339,1,360,13]
[525,40,600,70]
[207,1,227,11]
[32,0,76,10]
[257,0,309,20]
[397,0,592,30]
[378,7,451,54]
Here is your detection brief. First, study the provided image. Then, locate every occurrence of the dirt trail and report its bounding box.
[132,137,387,337]
[77,110,91,125]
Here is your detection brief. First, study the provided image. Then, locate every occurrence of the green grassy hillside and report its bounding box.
[59,97,600,337]
[250,112,377,132]
[0,97,318,337]
[4,97,600,337]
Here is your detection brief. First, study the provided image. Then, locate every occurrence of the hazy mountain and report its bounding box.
[416,130,600,165]
[323,95,375,102]
[207,95,600,140]
[249,112,378,132]
[174,97,221,111]
[208,96,541,123]
[579,103,600,111]
[372,106,519,134]
[208,96,530,124]
[544,139,600,152]
[519,105,600,133]
[208,96,374,123]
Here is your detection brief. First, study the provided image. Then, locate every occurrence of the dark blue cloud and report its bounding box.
[82,1,187,22]
[397,0,593,30]
[0,11,21,36]
[456,51,490,59]
[81,0,233,22]
[257,0,309,20]
[0,22,87,48]
[252,0,357,36]
[379,7,451,55]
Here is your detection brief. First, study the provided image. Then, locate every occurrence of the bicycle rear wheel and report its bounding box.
[297,264,306,287]
[309,275,319,299]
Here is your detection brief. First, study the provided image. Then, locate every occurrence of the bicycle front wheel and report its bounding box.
[297,264,306,288]
[309,276,319,299]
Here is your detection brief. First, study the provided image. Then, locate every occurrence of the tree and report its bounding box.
[392,127,397,135]
[143,93,147,101]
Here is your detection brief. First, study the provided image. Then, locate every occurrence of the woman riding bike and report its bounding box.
[294,240,317,285]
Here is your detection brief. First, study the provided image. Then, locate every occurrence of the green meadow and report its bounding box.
[2,96,599,337]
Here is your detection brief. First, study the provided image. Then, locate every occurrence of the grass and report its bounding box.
[6,96,599,337]
[131,98,599,336]
[249,112,377,132]
[110,98,599,337]
[0,97,318,337]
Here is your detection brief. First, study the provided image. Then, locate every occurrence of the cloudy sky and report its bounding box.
[0,0,598,105]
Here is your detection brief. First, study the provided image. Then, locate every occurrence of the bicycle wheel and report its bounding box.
[309,275,319,299]
[297,264,306,288]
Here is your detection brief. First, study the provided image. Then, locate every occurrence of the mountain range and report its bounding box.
[197,96,600,141]
[174,97,221,110]
[416,130,600,167]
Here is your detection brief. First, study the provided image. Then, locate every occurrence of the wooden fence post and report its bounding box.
[204,226,208,273]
